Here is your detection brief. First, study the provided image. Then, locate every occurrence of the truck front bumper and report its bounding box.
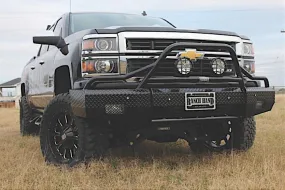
[70,87,275,120]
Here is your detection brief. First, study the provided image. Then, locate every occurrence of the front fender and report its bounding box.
[53,38,82,89]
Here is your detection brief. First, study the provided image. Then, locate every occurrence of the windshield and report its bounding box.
[70,12,174,34]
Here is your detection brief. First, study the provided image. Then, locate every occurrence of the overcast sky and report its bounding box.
[0,0,284,86]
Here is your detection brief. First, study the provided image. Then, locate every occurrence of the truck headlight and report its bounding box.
[95,60,115,73]
[243,43,254,55]
[243,60,255,74]
[82,38,118,51]
[82,58,118,74]
[212,58,226,75]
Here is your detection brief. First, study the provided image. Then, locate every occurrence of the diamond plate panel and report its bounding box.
[216,91,245,104]
[70,90,86,117]
[85,89,151,108]
[246,88,275,104]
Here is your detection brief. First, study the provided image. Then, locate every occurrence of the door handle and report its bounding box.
[39,60,45,65]
[31,67,35,70]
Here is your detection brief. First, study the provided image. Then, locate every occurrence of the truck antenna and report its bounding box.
[69,0,72,13]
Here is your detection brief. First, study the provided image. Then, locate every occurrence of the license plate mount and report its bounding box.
[185,92,216,111]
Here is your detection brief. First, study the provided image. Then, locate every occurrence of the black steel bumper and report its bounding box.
[70,42,275,121]
[70,87,274,119]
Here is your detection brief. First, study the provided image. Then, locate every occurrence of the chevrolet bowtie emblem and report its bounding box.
[178,49,204,60]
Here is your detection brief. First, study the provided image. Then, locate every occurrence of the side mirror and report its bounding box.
[33,36,69,55]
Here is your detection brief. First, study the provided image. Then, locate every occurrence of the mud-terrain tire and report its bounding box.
[40,93,109,166]
[69,117,110,166]
[232,117,256,151]
[20,96,38,136]
[40,93,78,165]
[189,117,256,153]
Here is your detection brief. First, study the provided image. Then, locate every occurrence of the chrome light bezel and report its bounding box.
[81,34,120,77]
[82,34,119,53]
[81,57,119,76]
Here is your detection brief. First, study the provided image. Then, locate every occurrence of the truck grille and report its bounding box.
[125,38,237,77]
[127,58,235,77]
[126,39,236,51]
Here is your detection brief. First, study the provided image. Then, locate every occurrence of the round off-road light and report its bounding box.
[212,58,226,75]
[94,60,114,73]
[176,58,192,75]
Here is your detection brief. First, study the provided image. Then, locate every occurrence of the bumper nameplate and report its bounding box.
[185,92,216,111]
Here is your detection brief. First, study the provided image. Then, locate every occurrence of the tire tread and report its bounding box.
[20,96,38,135]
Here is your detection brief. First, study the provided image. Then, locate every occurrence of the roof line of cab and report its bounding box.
[60,12,250,40]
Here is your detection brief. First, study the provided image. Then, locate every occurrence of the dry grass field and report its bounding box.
[0,95,284,190]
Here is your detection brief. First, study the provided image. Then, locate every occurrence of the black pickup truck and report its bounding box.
[20,12,275,166]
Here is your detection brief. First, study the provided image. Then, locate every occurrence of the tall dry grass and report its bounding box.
[0,95,284,190]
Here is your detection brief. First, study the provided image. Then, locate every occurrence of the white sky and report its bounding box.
[0,0,284,85]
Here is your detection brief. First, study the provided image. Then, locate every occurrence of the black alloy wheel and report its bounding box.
[49,113,79,161]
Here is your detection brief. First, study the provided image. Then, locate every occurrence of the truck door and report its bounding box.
[36,17,63,108]
[24,57,37,98]
[28,45,50,108]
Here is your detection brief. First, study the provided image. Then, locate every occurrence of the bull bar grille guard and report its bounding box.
[83,42,270,90]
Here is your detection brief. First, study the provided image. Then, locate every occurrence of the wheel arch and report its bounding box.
[54,65,73,95]
[21,83,26,96]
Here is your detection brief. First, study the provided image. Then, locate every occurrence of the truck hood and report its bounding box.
[92,26,248,39]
